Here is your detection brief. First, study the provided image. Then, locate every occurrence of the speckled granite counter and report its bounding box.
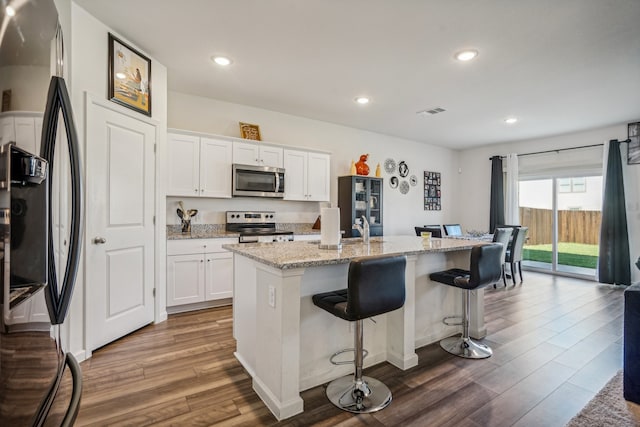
[229,235,488,420]
[223,236,482,270]
[167,223,318,240]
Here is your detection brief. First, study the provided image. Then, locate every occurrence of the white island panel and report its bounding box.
[224,236,488,420]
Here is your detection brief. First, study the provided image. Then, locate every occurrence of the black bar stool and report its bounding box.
[429,244,503,359]
[312,254,406,413]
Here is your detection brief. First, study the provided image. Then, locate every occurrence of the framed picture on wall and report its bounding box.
[424,171,441,210]
[108,33,151,116]
[239,122,261,140]
[629,122,640,165]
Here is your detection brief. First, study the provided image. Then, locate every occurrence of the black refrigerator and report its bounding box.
[0,0,83,425]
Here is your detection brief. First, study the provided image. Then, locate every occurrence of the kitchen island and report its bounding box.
[223,236,488,420]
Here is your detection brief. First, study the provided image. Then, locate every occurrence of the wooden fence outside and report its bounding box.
[519,207,601,245]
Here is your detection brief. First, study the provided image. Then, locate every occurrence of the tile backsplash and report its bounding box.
[166,197,324,225]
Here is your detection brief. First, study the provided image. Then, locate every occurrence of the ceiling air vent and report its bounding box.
[417,107,446,117]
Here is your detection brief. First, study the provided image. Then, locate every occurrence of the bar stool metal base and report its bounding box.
[440,335,493,359]
[325,375,392,414]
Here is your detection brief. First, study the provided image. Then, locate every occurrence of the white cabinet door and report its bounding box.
[167,254,205,306]
[199,137,232,198]
[14,116,37,154]
[206,252,233,300]
[283,149,330,201]
[307,152,331,201]
[29,292,50,323]
[283,149,307,201]
[0,117,15,145]
[259,145,283,168]
[167,133,200,197]
[233,141,260,165]
[7,300,30,324]
[233,140,283,167]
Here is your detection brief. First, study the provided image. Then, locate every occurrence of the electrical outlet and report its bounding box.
[268,286,275,308]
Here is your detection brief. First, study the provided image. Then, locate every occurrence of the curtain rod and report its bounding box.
[489,139,631,160]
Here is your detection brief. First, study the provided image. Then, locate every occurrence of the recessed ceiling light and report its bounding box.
[455,50,478,61]
[504,117,518,124]
[212,56,232,66]
[6,6,16,17]
[355,96,370,105]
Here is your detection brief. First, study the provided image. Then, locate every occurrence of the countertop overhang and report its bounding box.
[223,236,486,270]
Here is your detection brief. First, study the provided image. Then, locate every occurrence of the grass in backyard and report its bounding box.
[523,242,598,269]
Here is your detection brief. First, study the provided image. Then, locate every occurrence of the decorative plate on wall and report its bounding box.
[399,180,410,194]
[398,161,409,177]
[389,176,399,188]
[410,175,417,186]
[384,158,396,174]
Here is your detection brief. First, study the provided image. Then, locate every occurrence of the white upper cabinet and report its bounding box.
[167,133,200,197]
[233,140,283,168]
[0,112,43,154]
[283,149,330,201]
[199,137,233,198]
[167,132,232,198]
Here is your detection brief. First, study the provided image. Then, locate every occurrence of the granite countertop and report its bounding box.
[167,223,319,240]
[222,236,486,270]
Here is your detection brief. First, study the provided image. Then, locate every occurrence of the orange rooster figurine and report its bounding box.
[355,154,370,176]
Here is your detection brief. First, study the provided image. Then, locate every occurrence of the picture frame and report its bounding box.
[239,122,261,140]
[628,122,640,165]
[424,171,441,210]
[2,89,11,112]
[108,33,151,116]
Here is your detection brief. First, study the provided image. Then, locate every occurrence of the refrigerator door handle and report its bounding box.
[40,76,83,325]
[60,353,82,427]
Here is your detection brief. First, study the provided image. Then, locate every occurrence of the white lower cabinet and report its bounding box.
[7,291,50,325]
[167,238,235,311]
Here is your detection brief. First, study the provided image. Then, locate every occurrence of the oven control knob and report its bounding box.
[269,214,274,218]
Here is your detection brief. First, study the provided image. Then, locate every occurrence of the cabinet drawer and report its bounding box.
[167,238,237,255]
[204,238,237,253]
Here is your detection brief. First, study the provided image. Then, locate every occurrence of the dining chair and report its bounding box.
[505,226,528,284]
[415,225,442,238]
[491,227,513,287]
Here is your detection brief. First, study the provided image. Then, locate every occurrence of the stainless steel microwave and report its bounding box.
[232,164,285,198]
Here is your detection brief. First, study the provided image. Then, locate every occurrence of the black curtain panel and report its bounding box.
[489,156,505,233]
[598,140,631,285]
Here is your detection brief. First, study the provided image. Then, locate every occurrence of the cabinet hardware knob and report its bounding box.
[93,237,106,244]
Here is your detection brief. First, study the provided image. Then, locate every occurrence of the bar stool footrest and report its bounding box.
[442,315,462,326]
[329,348,369,366]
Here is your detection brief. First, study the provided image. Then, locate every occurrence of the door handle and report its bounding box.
[93,237,107,244]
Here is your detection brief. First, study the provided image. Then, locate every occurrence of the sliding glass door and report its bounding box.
[519,175,602,277]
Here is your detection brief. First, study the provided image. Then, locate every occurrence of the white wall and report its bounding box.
[457,123,640,282]
[167,91,459,235]
[69,2,168,359]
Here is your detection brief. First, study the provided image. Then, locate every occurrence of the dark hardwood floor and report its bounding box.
[76,272,624,426]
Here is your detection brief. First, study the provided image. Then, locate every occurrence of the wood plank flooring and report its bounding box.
[76,272,624,426]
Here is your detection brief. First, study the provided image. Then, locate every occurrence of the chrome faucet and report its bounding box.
[352,215,370,244]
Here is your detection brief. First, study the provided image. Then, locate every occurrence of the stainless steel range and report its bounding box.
[226,211,294,243]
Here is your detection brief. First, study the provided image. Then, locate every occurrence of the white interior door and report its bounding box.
[86,101,156,351]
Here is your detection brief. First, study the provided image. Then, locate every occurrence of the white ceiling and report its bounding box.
[74,0,640,150]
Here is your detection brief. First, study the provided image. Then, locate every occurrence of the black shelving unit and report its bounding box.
[338,176,383,237]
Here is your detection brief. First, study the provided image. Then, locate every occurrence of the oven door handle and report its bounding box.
[274,172,280,193]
